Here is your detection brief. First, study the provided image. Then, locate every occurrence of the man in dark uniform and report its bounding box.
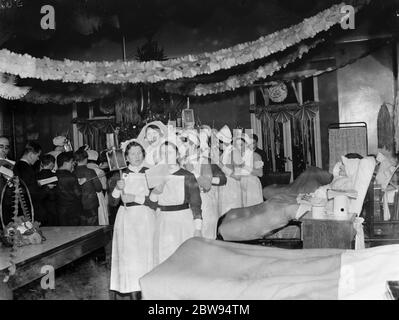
[0,136,14,227]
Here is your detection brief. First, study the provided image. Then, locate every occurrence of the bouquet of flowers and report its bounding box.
[0,216,44,247]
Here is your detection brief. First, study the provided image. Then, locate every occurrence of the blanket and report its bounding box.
[218,167,333,241]
[140,238,399,300]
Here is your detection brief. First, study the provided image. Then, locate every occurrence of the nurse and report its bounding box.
[181,129,218,239]
[109,140,157,299]
[152,141,203,265]
[235,134,264,207]
[136,121,168,168]
[216,125,242,215]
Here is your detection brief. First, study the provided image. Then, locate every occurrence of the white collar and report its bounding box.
[128,164,143,173]
[20,158,30,165]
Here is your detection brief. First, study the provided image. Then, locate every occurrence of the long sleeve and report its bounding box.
[251,152,264,177]
[198,161,212,192]
[89,169,103,193]
[211,164,227,186]
[186,173,202,220]
[71,174,82,200]
[14,161,43,203]
[108,171,121,207]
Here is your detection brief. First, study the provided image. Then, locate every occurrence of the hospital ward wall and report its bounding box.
[318,70,340,170]
[337,42,395,156]
[7,101,73,158]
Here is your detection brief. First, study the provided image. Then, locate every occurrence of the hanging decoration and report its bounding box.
[268,82,288,103]
[272,109,293,123]
[0,4,354,85]
[294,102,319,121]
[165,39,323,96]
[0,73,30,100]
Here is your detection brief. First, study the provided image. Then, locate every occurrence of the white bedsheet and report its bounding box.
[140,238,399,300]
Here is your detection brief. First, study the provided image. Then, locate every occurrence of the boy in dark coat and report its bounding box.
[55,152,82,226]
[37,154,57,226]
[73,149,102,225]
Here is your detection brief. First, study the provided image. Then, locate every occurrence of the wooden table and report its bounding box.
[302,212,356,249]
[0,226,112,300]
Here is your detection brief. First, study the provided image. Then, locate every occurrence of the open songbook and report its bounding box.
[0,166,14,179]
[145,164,169,189]
[38,176,58,186]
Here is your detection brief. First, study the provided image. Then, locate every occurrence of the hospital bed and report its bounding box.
[216,156,376,248]
[140,237,399,300]
[138,156,384,300]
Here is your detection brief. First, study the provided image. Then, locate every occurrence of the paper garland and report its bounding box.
[164,39,324,96]
[0,73,30,100]
[0,3,350,85]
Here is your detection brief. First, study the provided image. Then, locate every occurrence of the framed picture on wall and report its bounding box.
[182,109,195,128]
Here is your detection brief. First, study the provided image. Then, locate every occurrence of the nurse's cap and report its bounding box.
[87,150,99,161]
[216,125,232,144]
[53,136,66,147]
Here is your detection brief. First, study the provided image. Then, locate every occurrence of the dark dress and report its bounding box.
[55,170,83,226]
[254,147,268,188]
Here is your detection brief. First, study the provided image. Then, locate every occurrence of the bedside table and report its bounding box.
[302,212,356,249]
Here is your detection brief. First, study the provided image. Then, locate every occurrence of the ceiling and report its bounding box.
[0,0,346,60]
[0,0,398,103]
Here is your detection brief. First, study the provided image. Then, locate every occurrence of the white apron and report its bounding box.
[154,174,194,265]
[192,158,218,240]
[110,171,155,293]
[200,190,218,239]
[239,150,263,207]
[97,192,109,225]
[87,164,109,225]
[191,158,219,240]
[218,145,242,215]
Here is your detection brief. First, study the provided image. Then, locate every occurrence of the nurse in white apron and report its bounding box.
[152,141,203,265]
[110,140,157,299]
[235,135,264,207]
[216,125,242,215]
[181,129,218,239]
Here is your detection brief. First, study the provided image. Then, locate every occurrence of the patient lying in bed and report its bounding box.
[218,166,333,241]
[218,154,375,242]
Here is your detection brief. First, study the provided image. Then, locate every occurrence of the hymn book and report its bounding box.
[145,164,169,189]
